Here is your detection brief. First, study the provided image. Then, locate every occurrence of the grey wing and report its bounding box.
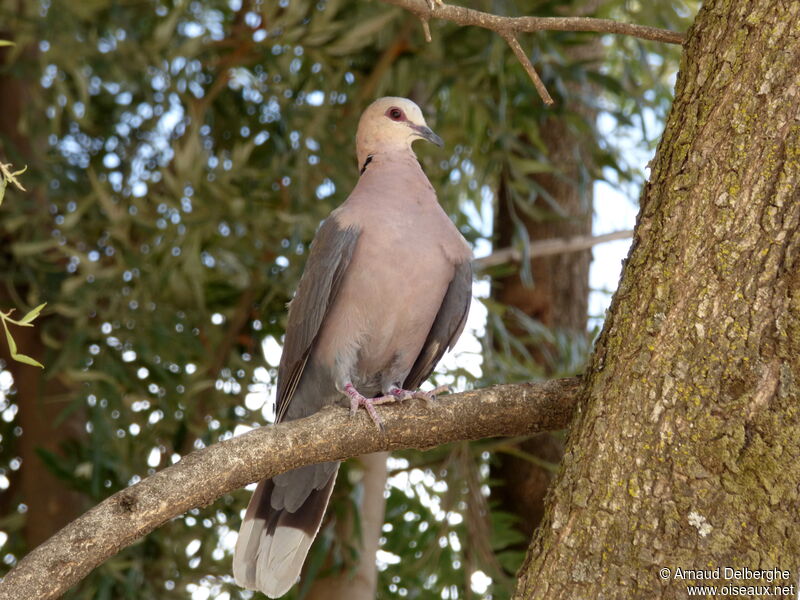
[276,215,360,422]
[403,260,472,390]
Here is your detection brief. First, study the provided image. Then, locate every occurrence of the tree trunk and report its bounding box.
[516,0,800,596]
[304,452,388,600]
[2,329,83,549]
[492,114,593,538]
[0,20,84,551]
[493,114,592,337]
[492,37,598,539]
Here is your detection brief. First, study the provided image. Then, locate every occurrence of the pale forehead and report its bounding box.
[365,97,424,121]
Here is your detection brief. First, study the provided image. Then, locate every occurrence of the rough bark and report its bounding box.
[516,0,800,597]
[0,377,580,600]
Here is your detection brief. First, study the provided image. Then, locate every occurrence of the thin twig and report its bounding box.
[501,32,553,105]
[473,229,634,270]
[421,18,432,43]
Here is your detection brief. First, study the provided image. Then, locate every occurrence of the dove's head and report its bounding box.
[355,97,443,170]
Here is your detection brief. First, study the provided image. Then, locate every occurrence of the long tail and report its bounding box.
[233,464,339,598]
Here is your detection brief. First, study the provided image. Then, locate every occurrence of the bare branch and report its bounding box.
[421,17,432,43]
[501,32,554,105]
[0,378,582,600]
[381,0,685,45]
[474,229,634,271]
[381,0,684,99]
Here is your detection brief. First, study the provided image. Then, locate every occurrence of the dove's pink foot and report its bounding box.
[343,383,449,430]
[387,384,449,403]
[344,383,396,431]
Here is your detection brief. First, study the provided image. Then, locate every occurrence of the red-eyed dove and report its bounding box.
[232,97,473,597]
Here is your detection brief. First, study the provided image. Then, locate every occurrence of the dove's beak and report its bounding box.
[410,124,444,147]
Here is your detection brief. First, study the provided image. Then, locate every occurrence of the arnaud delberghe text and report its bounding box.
[673,567,791,583]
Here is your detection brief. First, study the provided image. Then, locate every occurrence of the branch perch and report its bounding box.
[473,229,634,271]
[383,0,685,102]
[0,377,582,600]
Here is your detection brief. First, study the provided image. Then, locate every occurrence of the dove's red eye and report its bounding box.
[387,107,404,121]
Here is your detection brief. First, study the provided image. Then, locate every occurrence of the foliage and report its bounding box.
[0,303,47,368]
[0,163,44,367]
[0,0,693,598]
[0,161,26,206]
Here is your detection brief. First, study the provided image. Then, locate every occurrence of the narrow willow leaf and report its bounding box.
[19,302,47,325]
[326,10,398,56]
[2,318,18,356]
[12,353,44,368]
[2,315,44,367]
[11,239,58,256]
[0,163,27,193]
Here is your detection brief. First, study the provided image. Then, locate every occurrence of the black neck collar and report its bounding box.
[359,155,374,175]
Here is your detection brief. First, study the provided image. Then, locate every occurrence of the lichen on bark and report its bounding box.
[516,0,800,597]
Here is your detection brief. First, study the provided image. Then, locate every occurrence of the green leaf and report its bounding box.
[2,318,18,356]
[0,163,27,205]
[19,302,47,325]
[0,40,14,47]
[10,351,44,368]
[2,315,44,368]
[325,9,398,56]
[11,239,58,256]
[514,158,556,175]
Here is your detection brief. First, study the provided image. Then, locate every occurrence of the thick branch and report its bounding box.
[381,0,685,45]
[0,377,581,600]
